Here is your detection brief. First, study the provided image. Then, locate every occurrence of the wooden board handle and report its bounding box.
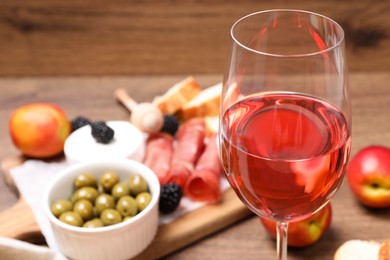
[0,198,43,243]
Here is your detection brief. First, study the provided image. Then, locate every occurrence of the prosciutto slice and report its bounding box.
[143,133,174,184]
[165,118,206,187]
[185,133,222,203]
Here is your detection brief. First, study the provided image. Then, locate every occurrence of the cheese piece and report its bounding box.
[176,82,222,122]
[334,239,380,260]
[153,76,202,115]
[64,121,146,163]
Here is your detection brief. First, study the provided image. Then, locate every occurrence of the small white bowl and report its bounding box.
[42,159,160,260]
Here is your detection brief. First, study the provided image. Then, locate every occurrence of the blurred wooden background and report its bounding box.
[0,0,389,77]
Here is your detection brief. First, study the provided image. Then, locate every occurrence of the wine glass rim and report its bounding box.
[230,9,345,58]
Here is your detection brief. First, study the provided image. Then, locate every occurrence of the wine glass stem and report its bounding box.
[276,221,288,260]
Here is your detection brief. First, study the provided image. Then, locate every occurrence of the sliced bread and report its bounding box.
[153,76,202,115]
[176,82,222,122]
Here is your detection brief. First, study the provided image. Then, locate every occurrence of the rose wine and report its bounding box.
[220,93,351,222]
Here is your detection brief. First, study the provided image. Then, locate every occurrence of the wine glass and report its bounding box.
[219,9,351,260]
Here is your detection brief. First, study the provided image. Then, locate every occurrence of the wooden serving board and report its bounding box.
[0,156,252,259]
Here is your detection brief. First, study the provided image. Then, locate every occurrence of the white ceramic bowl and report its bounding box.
[42,159,160,260]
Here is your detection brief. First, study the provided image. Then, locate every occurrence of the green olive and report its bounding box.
[116,195,138,217]
[111,182,130,201]
[100,171,120,192]
[83,218,104,228]
[136,192,152,212]
[92,207,99,218]
[51,199,73,218]
[95,194,115,215]
[100,209,122,226]
[54,169,150,229]
[128,174,148,196]
[74,173,97,189]
[71,187,99,204]
[73,199,94,221]
[59,211,84,227]
[123,216,133,222]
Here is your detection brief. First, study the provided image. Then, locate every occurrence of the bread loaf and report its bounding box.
[176,82,222,122]
[379,239,390,260]
[334,239,380,260]
[153,76,202,115]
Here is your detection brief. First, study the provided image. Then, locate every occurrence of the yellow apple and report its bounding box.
[347,145,390,208]
[9,103,71,158]
[260,203,332,247]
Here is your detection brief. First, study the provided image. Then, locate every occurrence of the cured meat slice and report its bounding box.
[165,118,206,187]
[185,134,222,203]
[143,133,174,184]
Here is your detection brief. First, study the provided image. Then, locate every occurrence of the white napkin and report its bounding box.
[0,237,67,260]
[9,159,230,251]
[10,160,70,252]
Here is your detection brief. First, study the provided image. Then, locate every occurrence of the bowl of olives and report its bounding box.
[42,159,160,260]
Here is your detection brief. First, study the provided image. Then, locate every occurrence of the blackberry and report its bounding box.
[159,183,183,214]
[91,121,115,144]
[160,114,179,136]
[71,116,91,132]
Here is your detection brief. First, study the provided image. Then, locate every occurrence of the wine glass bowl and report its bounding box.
[219,9,351,259]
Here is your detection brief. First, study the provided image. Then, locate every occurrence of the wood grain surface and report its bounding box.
[0,73,389,259]
[0,1,389,76]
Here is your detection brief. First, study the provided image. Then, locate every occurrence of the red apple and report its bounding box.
[260,203,332,247]
[347,145,390,208]
[9,103,71,158]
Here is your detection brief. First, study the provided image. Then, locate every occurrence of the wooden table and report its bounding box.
[1,1,389,76]
[0,72,389,259]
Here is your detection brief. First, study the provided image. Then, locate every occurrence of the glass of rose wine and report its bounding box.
[219,10,352,260]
